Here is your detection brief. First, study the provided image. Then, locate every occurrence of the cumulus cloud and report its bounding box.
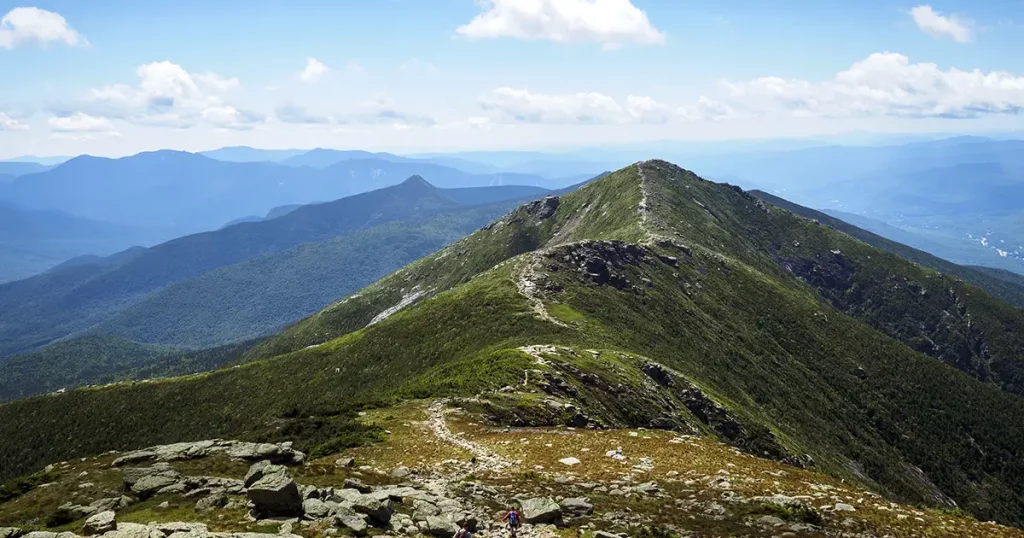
[0,7,86,49]
[81,61,251,129]
[48,112,116,132]
[275,104,331,124]
[721,52,1024,119]
[299,58,328,83]
[456,0,665,48]
[0,112,29,131]
[910,5,972,43]
[200,106,264,131]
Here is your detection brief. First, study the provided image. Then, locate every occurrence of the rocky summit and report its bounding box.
[4,161,1024,537]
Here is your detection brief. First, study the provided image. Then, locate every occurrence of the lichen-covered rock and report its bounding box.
[350,495,393,526]
[246,469,302,517]
[83,511,116,535]
[0,528,25,538]
[301,498,331,520]
[520,497,561,525]
[422,516,458,537]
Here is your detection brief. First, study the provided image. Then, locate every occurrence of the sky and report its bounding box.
[0,0,1023,158]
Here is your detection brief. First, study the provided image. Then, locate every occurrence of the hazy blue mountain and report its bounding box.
[2,155,71,166]
[199,146,306,162]
[0,150,570,234]
[0,178,548,357]
[279,148,415,168]
[0,202,160,283]
[264,204,305,219]
[443,185,549,206]
[0,162,51,176]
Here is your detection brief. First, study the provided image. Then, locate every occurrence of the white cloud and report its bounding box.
[456,0,665,48]
[201,106,264,131]
[481,87,624,123]
[720,52,1024,119]
[299,57,329,83]
[83,61,246,128]
[48,112,116,132]
[910,5,972,43]
[0,7,86,49]
[0,113,29,131]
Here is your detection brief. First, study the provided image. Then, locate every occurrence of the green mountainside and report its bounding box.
[3,161,1024,528]
[0,177,535,358]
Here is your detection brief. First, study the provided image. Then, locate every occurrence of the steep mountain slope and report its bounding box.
[0,178,496,358]
[4,161,1024,527]
[751,190,1024,310]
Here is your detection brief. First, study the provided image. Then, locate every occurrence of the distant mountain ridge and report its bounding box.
[0,177,551,359]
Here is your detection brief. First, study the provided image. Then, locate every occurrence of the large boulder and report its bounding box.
[246,469,302,517]
[422,516,458,537]
[243,461,284,489]
[350,495,393,526]
[83,512,116,535]
[0,528,24,538]
[521,497,562,525]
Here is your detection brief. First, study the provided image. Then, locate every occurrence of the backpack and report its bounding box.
[509,510,520,526]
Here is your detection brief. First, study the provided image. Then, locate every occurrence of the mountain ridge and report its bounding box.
[4,160,1024,527]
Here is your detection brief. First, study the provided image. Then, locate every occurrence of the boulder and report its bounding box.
[521,497,562,525]
[412,500,440,521]
[329,489,364,504]
[0,528,24,538]
[194,492,228,512]
[246,470,303,517]
[94,523,155,538]
[334,457,355,468]
[333,515,367,536]
[350,495,393,526]
[83,512,116,535]
[112,451,158,467]
[131,474,181,499]
[301,498,332,520]
[558,498,593,517]
[243,461,282,489]
[422,516,458,537]
[342,478,371,494]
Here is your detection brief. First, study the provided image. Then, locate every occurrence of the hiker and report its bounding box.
[502,506,521,538]
[454,525,472,538]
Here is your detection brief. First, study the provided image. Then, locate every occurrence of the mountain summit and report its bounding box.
[4,161,1024,528]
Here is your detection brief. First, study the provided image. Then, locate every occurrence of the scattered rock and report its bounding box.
[343,478,371,494]
[194,492,228,512]
[334,514,368,536]
[834,503,856,512]
[0,529,24,538]
[520,497,562,525]
[350,495,393,526]
[558,457,581,466]
[302,498,332,520]
[559,498,594,517]
[334,457,355,468]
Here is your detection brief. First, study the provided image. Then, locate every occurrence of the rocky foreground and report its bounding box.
[1,400,1021,538]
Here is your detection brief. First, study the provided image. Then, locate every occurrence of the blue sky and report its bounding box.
[1,0,1023,157]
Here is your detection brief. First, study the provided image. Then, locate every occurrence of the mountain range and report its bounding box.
[4,160,1024,530]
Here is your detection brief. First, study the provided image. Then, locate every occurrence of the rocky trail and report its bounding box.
[2,398,1022,538]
